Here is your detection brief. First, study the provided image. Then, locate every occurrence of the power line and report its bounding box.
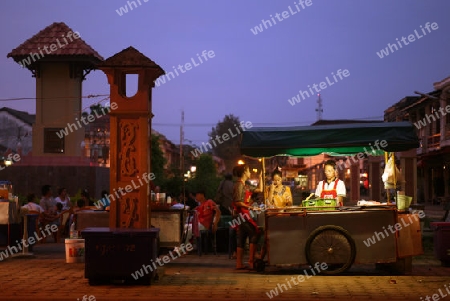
[0,94,109,102]
[152,116,385,128]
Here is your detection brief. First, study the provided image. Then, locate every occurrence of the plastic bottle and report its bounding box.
[70,222,76,239]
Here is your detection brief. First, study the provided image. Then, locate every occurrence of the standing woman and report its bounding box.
[267,169,293,208]
[232,164,262,270]
[314,160,346,206]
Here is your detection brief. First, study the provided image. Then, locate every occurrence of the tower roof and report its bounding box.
[99,46,164,73]
[7,22,103,70]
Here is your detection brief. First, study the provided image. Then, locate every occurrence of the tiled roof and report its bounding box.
[0,107,35,126]
[311,119,383,126]
[99,46,164,73]
[7,22,103,63]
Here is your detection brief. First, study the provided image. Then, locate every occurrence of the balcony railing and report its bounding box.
[426,133,440,149]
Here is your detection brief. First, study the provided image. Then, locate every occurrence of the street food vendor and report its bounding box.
[315,160,346,206]
[267,168,293,207]
[232,164,262,270]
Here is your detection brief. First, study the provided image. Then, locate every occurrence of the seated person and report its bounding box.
[55,187,71,211]
[267,169,293,208]
[73,199,88,213]
[94,190,111,210]
[39,185,60,226]
[81,189,95,207]
[195,191,221,232]
[67,199,90,233]
[315,160,346,206]
[183,191,198,210]
[21,193,44,213]
[56,202,63,214]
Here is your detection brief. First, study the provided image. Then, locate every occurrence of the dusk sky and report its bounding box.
[1,0,450,146]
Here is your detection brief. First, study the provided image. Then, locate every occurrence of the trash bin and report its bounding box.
[65,238,85,263]
[82,227,160,285]
[430,222,450,266]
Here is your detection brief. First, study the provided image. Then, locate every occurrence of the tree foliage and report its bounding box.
[208,114,242,172]
[150,134,166,187]
[187,154,222,199]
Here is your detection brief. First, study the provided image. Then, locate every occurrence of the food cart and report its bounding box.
[240,121,423,274]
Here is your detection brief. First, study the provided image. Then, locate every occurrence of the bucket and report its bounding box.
[397,195,412,210]
[65,238,85,263]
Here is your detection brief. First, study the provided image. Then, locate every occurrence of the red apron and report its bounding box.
[320,179,342,206]
[232,181,259,231]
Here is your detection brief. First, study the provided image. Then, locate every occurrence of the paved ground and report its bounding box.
[0,204,448,301]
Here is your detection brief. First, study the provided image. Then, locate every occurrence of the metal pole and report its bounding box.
[262,158,267,207]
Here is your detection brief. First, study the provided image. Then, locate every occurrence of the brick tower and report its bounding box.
[7,22,103,159]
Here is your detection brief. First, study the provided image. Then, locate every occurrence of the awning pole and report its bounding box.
[385,152,390,204]
[262,158,267,208]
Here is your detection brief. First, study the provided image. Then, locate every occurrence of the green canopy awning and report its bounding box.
[240,121,420,158]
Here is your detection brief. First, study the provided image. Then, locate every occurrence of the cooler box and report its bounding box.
[430,222,450,266]
[81,227,160,285]
[302,199,337,211]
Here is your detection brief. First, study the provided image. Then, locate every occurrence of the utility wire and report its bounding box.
[0,94,109,101]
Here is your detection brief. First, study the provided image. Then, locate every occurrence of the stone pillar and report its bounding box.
[98,47,164,229]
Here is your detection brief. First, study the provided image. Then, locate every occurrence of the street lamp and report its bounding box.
[238,160,245,165]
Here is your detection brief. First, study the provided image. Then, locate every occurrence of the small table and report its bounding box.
[0,202,19,246]
[75,210,109,232]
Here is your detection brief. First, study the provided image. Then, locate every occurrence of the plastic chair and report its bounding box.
[28,210,43,243]
[197,225,217,256]
[197,209,219,256]
[57,210,71,242]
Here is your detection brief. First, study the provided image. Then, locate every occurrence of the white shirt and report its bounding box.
[55,196,71,210]
[315,179,346,198]
[22,202,44,213]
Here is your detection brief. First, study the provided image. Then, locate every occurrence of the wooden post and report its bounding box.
[98,47,164,229]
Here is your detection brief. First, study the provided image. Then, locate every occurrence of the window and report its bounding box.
[44,128,64,153]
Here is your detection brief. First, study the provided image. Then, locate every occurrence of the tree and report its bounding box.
[208,114,243,172]
[89,104,108,115]
[150,134,166,187]
[187,154,222,199]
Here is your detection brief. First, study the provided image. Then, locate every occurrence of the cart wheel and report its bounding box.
[305,225,356,275]
[254,259,265,273]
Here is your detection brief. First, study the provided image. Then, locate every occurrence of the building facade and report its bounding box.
[384,76,450,203]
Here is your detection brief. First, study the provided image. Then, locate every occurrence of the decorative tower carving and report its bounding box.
[98,47,164,229]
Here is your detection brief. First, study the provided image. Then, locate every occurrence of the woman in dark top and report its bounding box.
[232,164,262,270]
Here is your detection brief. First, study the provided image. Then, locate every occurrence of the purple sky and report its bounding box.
[1,0,450,146]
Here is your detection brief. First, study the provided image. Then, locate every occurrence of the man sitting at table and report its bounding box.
[195,191,221,232]
[22,193,44,213]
